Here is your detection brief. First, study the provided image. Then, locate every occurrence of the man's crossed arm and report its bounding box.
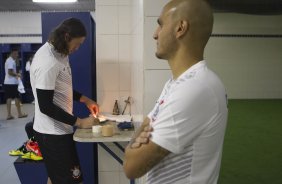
[123,117,170,179]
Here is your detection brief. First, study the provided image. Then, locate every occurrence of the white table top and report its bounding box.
[73,128,134,143]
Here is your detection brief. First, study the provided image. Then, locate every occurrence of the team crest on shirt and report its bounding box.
[152,99,164,122]
[71,166,81,179]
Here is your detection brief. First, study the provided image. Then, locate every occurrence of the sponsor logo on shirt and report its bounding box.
[152,99,164,122]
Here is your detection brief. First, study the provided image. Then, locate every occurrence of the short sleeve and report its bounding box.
[25,61,30,71]
[149,99,182,154]
[34,63,61,90]
[150,81,218,154]
[6,59,14,70]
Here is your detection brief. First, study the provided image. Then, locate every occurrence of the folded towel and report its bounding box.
[100,113,132,123]
[18,79,25,94]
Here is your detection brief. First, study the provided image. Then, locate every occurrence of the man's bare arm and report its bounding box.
[123,117,170,179]
[128,117,151,148]
[8,69,20,77]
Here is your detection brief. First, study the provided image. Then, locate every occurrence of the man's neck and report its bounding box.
[168,53,202,80]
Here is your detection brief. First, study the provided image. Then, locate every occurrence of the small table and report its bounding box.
[74,127,134,184]
[74,128,134,143]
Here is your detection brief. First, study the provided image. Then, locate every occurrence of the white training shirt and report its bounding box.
[30,42,74,135]
[147,60,228,184]
[4,56,18,85]
[25,61,31,72]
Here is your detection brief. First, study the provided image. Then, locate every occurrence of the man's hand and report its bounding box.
[130,125,153,149]
[80,96,100,116]
[8,69,20,78]
[123,118,170,179]
[75,116,96,129]
[86,100,99,116]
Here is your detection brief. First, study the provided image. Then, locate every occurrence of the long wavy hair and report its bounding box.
[48,18,87,55]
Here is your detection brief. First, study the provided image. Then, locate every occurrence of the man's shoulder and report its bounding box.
[5,57,14,63]
[35,43,51,56]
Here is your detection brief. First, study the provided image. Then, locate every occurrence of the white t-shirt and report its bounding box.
[30,42,74,135]
[4,56,18,85]
[147,60,228,184]
[25,61,31,72]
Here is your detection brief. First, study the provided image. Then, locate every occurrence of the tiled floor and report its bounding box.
[0,103,35,184]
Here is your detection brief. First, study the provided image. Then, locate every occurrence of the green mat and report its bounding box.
[218,100,282,184]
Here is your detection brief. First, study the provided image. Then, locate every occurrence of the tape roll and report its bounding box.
[102,125,114,137]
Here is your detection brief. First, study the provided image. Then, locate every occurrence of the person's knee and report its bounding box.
[6,98,12,105]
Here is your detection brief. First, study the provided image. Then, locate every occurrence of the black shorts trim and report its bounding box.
[34,131,83,184]
[3,84,19,99]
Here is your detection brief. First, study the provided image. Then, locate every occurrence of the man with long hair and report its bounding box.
[30,18,99,184]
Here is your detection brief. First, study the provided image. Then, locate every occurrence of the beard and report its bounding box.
[155,31,177,60]
[155,50,164,59]
[155,42,178,60]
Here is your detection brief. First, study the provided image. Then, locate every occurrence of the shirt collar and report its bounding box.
[174,60,206,82]
[47,42,68,62]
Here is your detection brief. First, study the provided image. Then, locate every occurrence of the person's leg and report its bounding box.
[34,131,83,184]
[4,85,14,119]
[6,98,13,119]
[6,98,12,116]
[25,122,34,139]
[15,98,22,115]
[15,98,27,118]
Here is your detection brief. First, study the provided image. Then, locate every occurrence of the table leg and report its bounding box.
[98,143,123,165]
[93,143,98,184]
[98,143,135,184]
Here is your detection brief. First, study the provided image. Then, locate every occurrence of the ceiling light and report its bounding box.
[33,0,77,3]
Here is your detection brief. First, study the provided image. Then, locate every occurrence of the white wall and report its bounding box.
[142,1,282,115]
[130,0,145,122]
[94,0,135,183]
[206,13,282,99]
[0,12,41,43]
[95,0,133,117]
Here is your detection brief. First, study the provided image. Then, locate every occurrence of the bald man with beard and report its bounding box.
[123,0,228,183]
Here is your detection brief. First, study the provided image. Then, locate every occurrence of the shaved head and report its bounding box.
[153,0,213,69]
[165,0,213,49]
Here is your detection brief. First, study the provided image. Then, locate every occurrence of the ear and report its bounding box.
[175,20,189,39]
